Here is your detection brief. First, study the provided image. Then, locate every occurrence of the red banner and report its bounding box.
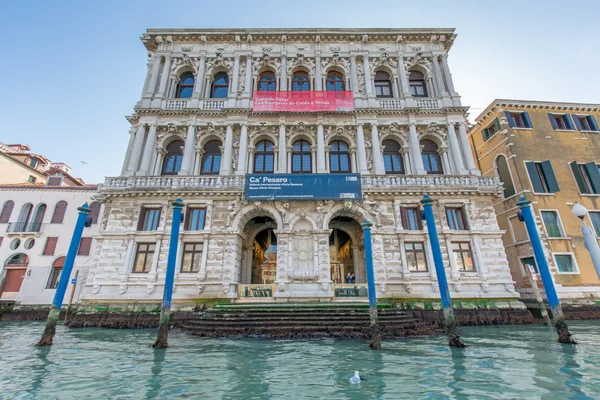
[253,91,354,112]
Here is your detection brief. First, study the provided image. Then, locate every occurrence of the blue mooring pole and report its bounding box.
[153,198,184,348]
[517,196,576,344]
[37,203,91,346]
[362,220,381,350]
[421,194,465,347]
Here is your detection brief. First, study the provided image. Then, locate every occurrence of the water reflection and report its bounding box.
[449,347,467,399]
[145,349,165,399]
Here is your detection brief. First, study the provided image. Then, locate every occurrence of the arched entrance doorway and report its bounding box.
[240,216,277,285]
[0,253,29,300]
[328,216,365,284]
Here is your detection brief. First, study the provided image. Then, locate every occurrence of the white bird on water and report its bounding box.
[349,371,361,384]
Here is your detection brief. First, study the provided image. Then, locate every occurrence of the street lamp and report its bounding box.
[571,202,600,279]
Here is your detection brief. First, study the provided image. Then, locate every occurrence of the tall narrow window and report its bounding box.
[254,140,275,173]
[258,71,276,91]
[329,140,350,173]
[89,202,101,224]
[161,140,184,175]
[383,140,404,174]
[46,256,65,289]
[589,211,600,236]
[30,204,46,232]
[201,141,222,174]
[374,71,392,98]
[137,208,161,231]
[326,71,344,91]
[176,72,195,98]
[211,72,229,98]
[0,200,14,223]
[409,71,427,97]
[446,207,468,230]
[292,71,309,91]
[525,161,560,194]
[421,140,443,175]
[133,243,156,273]
[541,211,564,238]
[555,254,577,273]
[181,243,203,273]
[51,201,68,224]
[405,242,428,272]
[400,207,422,230]
[78,237,92,256]
[570,161,600,195]
[452,242,475,271]
[43,237,58,256]
[496,155,515,198]
[292,140,312,173]
[185,208,206,231]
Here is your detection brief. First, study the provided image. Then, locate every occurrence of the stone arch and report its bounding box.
[419,132,446,148]
[325,64,348,75]
[287,133,315,147]
[288,214,318,232]
[372,65,395,78]
[326,132,356,148]
[197,133,224,150]
[407,64,433,81]
[250,132,278,148]
[159,135,185,151]
[321,203,370,230]
[172,65,196,79]
[234,204,284,232]
[379,131,407,149]
[255,65,277,76]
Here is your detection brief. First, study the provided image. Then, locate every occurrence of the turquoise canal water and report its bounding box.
[1,321,600,399]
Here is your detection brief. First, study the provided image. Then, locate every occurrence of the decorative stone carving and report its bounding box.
[453,282,462,292]
[377,283,386,293]
[362,194,381,226]
[146,284,155,295]
[481,283,489,293]
[356,61,366,96]
[405,283,412,293]
[91,284,101,294]
[222,283,231,294]
[226,194,244,227]
[289,269,319,282]
[197,284,206,295]
[118,284,127,295]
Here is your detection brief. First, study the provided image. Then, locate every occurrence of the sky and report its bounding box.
[1,0,599,184]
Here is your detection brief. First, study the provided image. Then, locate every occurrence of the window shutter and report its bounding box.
[570,162,588,193]
[0,201,14,223]
[584,162,600,194]
[51,201,67,224]
[590,116,600,132]
[573,115,583,131]
[89,202,101,224]
[493,118,501,132]
[522,112,532,128]
[548,113,558,130]
[505,111,515,127]
[43,237,58,256]
[78,237,92,256]
[540,160,560,193]
[482,128,489,141]
[564,114,575,130]
[525,162,545,193]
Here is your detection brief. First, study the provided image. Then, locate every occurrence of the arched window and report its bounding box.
[211,72,229,98]
[161,140,184,175]
[47,256,65,289]
[258,71,276,91]
[496,155,516,198]
[254,140,275,173]
[30,204,46,232]
[201,140,222,174]
[51,201,68,224]
[383,140,405,174]
[16,203,33,231]
[326,71,345,91]
[89,202,101,225]
[176,72,195,98]
[409,71,427,97]
[0,201,14,223]
[292,140,312,173]
[292,71,309,91]
[329,140,350,173]
[374,71,392,98]
[5,253,29,266]
[421,139,443,175]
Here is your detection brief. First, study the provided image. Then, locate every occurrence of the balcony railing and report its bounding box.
[6,222,45,233]
[361,175,501,192]
[415,98,442,109]
[102,176,244,191]
[160,99,225,111]
[378,100,403,110]
[163,100,188,110]
[200,99,225,110]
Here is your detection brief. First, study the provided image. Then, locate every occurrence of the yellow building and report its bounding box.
[469,99,600,305]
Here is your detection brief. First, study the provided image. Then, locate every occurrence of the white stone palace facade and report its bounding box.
[82,28,519,304]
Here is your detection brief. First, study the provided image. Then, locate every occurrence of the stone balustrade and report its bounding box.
[415,98,442,109]
[361,175,501,192]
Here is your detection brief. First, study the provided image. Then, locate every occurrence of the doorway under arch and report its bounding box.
[240,216,278,285]
[0,253,29,300]
[328,216,365,284]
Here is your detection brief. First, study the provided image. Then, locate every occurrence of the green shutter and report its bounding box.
[584,162,600,194]
[526,162,545,193]
[541,160,560,193]
[570,162,589,193]
[482,128,489,141]
[494,118,501,132]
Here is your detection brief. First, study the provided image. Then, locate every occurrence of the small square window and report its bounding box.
[181,243,203,273]
[133,243,156,273]
[28,175,36,184]
[446,207,468,230]
[555,254,577,273]
[521,256,538,274]
[452,242,475,272]
[138,208,161,231]
[405,242,428,272]
[400,207,422,230]
[185,208,206,231]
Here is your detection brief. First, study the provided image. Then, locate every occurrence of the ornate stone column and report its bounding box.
[156,55,172,98]
[280,54,287,91]
[408,123,426,175]
[401,148,411,174]
[153,149,166,175]
[243,56,252,96]
[220,124,234,176]
[229,55,240,98]
[126,125,147,176]
[236,124,249,175]
[370,123,385,175]
[145,56,162,98]
[356,123,369,174]
[440,146,452,175]
[315,53,322,91]
[362,54,374,97]
[457,122,478,174]
[396,52,410,98]
[121,129,136,175]
[138,124,157,176]
[192,54,206,98]
[317,123,327,173]
[432,55,449,97]
[179,124,196,175]
[277,123,287,174]
[350,55,360,99]
[447,123,467,175]
[440,54,457,95]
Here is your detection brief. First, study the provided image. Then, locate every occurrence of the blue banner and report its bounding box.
[244,174,362,201]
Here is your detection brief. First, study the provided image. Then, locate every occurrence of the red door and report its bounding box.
[2,268,26,295]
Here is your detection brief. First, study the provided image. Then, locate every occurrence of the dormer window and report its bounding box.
[47,175,64,186]
[29,158,39,168]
